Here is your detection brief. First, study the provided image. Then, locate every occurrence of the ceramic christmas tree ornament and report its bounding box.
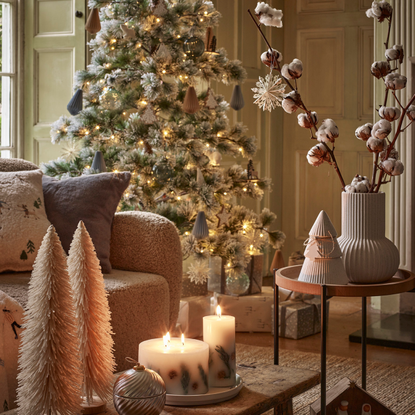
[192,211,209,239]
[67,89,83,116]
[91,150,107,172]
[142,104,158,124]
[85,8,101,34]
[196,168,205,187]
[299,210,348,285]
[204,87,217,109]
[230,85,245,111]
[151,0,167,17]
[156,43,172,62]
[183,86,200,114]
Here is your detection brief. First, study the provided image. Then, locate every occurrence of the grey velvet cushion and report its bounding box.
[42,172,131,273]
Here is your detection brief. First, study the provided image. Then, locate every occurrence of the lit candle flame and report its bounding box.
[163,335,167,347]
[216,305,221,319]
[166,332,170,343]
[181,333,185,346]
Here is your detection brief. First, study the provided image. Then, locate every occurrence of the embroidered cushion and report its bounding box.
[0,170,51,272]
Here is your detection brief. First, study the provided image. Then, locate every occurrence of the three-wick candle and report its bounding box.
[203,306,236,387]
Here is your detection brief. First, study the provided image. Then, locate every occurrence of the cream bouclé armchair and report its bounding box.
[0,158,183,372]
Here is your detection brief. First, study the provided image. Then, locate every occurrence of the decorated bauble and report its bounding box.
[152,163,172,182]
[100,88,122,110]
[226,270,250,296]
[183,37,205,58]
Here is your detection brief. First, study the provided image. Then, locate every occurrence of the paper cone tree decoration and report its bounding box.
[298,210,349,285]
[142,104,158,124]
[192,211,209,239]
[16,226,82,415]
[91,150,107,172]
[67,88,83,115]
[204,87,217,109]
[68,221,115,405]
[230,84,245,111]
[270,249,285,273]
[196,168,205,187]
[85,8,101,34]
[183,86,200,114]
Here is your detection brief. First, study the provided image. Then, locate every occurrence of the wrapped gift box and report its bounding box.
[271,298,329,339]
[181,275,208,298]
[176,295,211,338]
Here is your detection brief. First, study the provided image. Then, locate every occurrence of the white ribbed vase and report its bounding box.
[337,192,399,283]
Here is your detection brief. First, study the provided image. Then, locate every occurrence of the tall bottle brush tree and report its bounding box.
[45,0,285,276]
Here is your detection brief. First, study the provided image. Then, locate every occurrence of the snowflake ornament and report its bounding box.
[252,73,286,112]
[187,260,211,285]
[60,140,82,162]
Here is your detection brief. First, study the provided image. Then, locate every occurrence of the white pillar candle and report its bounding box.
[139,335,209,395]
[203,306,236,387]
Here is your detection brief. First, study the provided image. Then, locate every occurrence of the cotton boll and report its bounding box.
[366,137,385,153]
[316,119,339,143]
[366,1,393,22]
[282,91,301,114]
[370,61,391,79]
[281,59,303,79]
[406,105,415,121]
[260,48,283,68]
[380,158,396,175]
[355,123,373,141]
[255,2,283,27]
[345,185,356,193]
[306,143,330,167]
[392,160,404,176]
[385,73,407,90]
[380,145,398,161]
[385,45,404,63]
[379,106,401,122]
[298,112,318,129]
[355,182,369,193]
[371,119,392,139]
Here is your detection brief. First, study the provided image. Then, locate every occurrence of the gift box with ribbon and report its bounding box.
[176,295,212,338]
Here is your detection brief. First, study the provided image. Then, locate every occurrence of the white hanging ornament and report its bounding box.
[142,104,158,125]
[204,88,217,109]
[183,86,200,114]
[156,43,172,62]
[252,73,286,112]
[207,150,222,166]
[151,0,167,17]
[196,168,206,187]
[120,24,135,39]
[99,88,122,110]
[216,205,231,227]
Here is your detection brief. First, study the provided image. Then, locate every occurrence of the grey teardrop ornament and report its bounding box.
[67,89,83,116]
[230,85,245,111]
[192,211,209,239]
[91,151,107,172]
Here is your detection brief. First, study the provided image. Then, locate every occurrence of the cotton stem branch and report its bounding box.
[369,153,379,193]
[384,14,393,50]
[321,142,346,190]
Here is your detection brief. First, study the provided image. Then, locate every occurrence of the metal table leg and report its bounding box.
[274,275,279,365]
[321,285,327,415]
[362,296,367,390]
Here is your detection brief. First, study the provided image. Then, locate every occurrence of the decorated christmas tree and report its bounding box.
[16,226,82,415]
[68,221,115,407]
[45,0,285,276]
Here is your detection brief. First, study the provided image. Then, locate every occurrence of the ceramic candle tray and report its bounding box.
[165,373,243,406]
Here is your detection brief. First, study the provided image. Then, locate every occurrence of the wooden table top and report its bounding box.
[5,363,319,415]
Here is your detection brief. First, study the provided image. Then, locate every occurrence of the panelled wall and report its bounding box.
[281,0,374,259]
[24,0,85,165]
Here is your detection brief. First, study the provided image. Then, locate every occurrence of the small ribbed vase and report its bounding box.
[337,192,399,283]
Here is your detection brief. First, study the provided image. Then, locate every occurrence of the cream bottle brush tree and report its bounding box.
[44,0,286,277]
[16,226,82,415]
[249,0,415,194]
[68,221,115,406]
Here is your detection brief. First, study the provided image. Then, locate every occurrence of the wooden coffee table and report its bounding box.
[5,363,319,415]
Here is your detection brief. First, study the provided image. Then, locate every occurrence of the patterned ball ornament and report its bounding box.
[99,88,122,110]
[183,37,205,58]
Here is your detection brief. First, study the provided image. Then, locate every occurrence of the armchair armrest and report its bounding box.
[109,211,182,329]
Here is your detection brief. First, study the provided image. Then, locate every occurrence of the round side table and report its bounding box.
[273,266,415,415]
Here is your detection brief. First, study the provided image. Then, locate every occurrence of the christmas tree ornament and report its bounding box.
[192,211,209,239]
[205,27,218,54]
[16,226,82,415]
[252,73,286,112]
[68,222,116,407]
[113,358,166,415]
[156,43,172,62]
[100,88,122,110]
[120,24,135,39]
[226,269,250,296]
[216,205,231,227]
[61,140,82,162]
[142,104,158,124]
[247,160,258,181]
[91,150,107,172]
[151,0,167,17]
[230,85,245,111]
[67,88,83,115]
[183,37,205,58]
[85,8,101,34]
[298,210,348,285]
[196,168,205,187]
[206,149,222,166]
[204,87,217,109]
[183,86,200,114]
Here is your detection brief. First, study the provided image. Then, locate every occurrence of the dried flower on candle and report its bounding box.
[379,106,401,122]
[355,123,373,141]
[316,119,339,144]
[384,73,407,90]
[254,2,283,27]
[366,0,393,22]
